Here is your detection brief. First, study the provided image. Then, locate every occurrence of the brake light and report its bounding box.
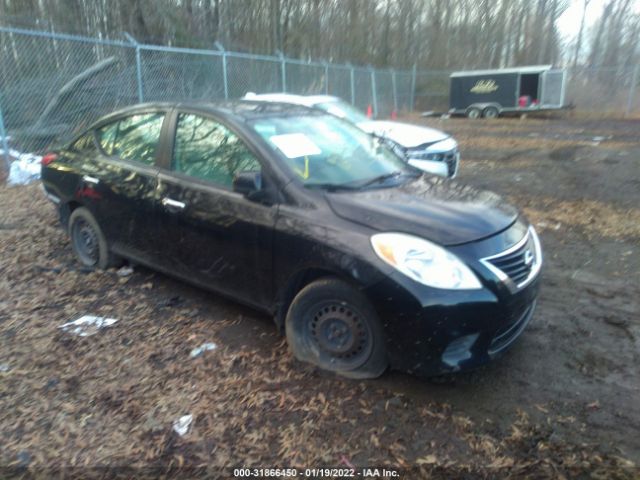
[41,153,58,166]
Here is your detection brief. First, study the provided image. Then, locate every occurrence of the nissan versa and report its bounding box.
[41,101,542,379]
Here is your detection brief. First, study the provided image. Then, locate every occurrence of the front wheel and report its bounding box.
[285,278,388,379]
[68,207,119,270]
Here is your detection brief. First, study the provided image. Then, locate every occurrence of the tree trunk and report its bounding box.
[572,0,591,68]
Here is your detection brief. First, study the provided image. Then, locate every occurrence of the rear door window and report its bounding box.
[69,132,98,153]
[96,122,118,155]
[172,113,261,188]
[96,113,165,166]
[114,113,165,165]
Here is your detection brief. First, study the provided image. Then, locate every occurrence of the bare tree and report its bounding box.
[572,0,592,68]
[0,0,636,70]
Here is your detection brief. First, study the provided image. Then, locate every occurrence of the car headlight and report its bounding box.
[406,138,458,161]
[371,233,482,289]
[426,137,457,152]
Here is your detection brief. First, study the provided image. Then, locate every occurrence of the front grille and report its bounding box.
[444,151,458,176]
[481,227,541,290]
[489,236,534,284]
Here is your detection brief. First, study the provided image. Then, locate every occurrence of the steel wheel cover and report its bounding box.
[306,301,373,370]
[72,218,99,265]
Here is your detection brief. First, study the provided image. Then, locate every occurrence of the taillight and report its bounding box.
[41,153,58,166]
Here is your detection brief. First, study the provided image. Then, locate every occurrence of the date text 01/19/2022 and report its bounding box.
[233,467,400,477]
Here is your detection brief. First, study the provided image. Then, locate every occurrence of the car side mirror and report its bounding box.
[233,171,262,197]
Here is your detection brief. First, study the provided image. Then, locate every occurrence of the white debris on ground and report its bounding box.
[0,364,10,372]
[536,221,561,232]
[116,265,134,277]
[591,135,613,146]
[172,414,193,436]
[189,342,217,358]
[58,315,118,337]
[1,147,42,185]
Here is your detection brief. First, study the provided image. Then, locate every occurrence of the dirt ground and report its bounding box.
[0,114,639,478]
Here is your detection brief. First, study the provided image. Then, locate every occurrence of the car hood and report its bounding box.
[326,176,519,246]
[357,120,449,148]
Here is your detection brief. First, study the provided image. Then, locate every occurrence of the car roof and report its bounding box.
[92,100,322,128]
[450,65,553,77]
[243,92,341,107]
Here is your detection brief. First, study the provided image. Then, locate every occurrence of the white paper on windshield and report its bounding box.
[270,133,322,158]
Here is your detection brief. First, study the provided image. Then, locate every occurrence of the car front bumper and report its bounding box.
[364,267,540,377]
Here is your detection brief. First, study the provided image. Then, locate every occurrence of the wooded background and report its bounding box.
[1,0,638,70]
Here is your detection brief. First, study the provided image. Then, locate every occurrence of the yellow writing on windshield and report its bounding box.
[293,156,310,180]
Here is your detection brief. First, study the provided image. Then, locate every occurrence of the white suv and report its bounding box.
[244,93,460,178]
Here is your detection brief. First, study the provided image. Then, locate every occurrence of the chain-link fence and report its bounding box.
[566,65,640,115]
[1,25,639,171]
[0,26,415,165]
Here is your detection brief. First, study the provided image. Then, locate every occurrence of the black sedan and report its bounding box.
[41,101,542,379]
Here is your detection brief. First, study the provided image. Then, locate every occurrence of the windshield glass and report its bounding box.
[249,114,413,188]
[314,101,369,124]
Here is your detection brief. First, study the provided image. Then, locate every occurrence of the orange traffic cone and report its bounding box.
[366,105,373,118]
[391,110,397,120]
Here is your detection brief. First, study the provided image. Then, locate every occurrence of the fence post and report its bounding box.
[0,101,10,171]
[279,52,287,92]
[370,67,378,118]
[124,32,144,103]
[215,41,229,99]
[410,64,417,111]
[349,64,355,105]
[626,64,639,117]
[324,62,329,94]
[391,69,398,113]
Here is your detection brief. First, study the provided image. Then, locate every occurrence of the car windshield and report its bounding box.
[314,101,370,124]
[249,114,415,189]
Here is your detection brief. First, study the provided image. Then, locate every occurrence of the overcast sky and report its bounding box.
[557,0,640,40]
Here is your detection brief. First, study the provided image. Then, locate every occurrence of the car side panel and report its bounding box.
[89,157,159,259]
[42,146,159,258]
[152,172,277,308]
[271,189,389,313]
[41,154,83,213]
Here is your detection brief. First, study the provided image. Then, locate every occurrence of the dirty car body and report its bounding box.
[41,101,540,377]
[244,93,460,178]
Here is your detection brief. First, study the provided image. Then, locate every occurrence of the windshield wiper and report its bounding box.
[362,171,400,187]
[358,170,420,188]
[305,182,363,192]
[306,170,420,192]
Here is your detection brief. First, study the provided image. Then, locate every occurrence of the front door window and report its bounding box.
[172,113,261,186]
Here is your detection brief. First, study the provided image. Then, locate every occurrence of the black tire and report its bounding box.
[285,278,388,379]
[68,207,119,270]
[482,106,500,119]
[466,107,481,119]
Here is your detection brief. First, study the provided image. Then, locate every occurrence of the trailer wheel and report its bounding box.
[466,107,481,119]
[483,106,500,119]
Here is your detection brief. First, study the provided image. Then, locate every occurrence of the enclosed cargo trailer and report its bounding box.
[449,65,567,118]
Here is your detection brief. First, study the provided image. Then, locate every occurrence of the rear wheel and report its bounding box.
[285,278,388,379]
[466,107,481,119]
[68,207,119,270]
[483,106,500,119]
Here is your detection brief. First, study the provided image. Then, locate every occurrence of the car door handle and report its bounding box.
[161,197,186,210]
[82,175,100,185]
